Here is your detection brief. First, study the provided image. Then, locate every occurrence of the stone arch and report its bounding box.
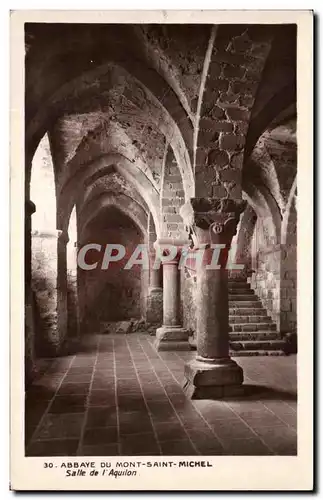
[281,175,297,246]
[244,87,296,162]
[26,58,194,192]
[30,133,56,231]
[242,181,281,246]
[58,153,162,238]
[243,179,283,328]
[79,192,148,242]
[148,211,157,246]
[66,205,80,341]
[246,141,285,216]
[244,23,296,165]
[78,203,147,329]
[29,133,68,356]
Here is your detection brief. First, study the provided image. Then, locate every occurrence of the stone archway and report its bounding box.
[78,205,148,332]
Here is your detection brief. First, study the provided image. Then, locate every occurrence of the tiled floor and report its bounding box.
[25,333,297,456]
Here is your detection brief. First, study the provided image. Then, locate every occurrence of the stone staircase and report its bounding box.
[228,279,286,356]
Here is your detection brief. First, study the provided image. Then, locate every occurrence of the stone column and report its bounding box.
[31,228,68,356]
[180,198,246,398]
[25,200,36,287]
[155,245,189,351]
[67,241,80,342]
[146,249,163,326]
[25,200,36,386]
[57,230,69,350]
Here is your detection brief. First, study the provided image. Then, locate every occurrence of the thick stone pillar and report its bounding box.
[155,246,189,351]
[31,228,68,356]
[180,198,246,399]
[146,249,163,325]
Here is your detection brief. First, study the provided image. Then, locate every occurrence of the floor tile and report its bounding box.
[81,444,119,456]
[154,422,187,442]
[160,440,197,455]
[49,395,87,414]
[252,425,297,455]
[27,438,79,456]
[86,408,118,428]
[222,437,273,455]
[120,433,160,455]
[83,426,118,446]
[87,390,116,407]
[57,382,90,396]
[33,412,85,440]
[119,411,153,435]
[25,333,297,457]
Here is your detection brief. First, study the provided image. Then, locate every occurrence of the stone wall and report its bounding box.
[195,26,272,199]
[250,245,281,328]
[250,214,297,334]
[79,223,145,331]
[280,243,297,333]
[161,148,186,240]
[145,286,163,325]
[280,203,297,333]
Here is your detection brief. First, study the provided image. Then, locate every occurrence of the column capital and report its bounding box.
[180,197,247,246]
[154,237,191,248]
[153,237,191,264]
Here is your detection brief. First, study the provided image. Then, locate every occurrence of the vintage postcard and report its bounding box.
[10,9,313,491]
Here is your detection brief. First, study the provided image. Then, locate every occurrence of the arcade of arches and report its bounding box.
[25,23,297,456]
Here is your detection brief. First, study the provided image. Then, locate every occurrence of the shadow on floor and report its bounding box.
[229,384,297,402]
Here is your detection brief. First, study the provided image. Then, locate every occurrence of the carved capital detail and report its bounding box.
[180,197,247,246]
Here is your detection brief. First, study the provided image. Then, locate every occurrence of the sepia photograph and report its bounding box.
[10,9,313,491]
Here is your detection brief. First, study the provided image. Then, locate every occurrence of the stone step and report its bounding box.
[230,320,276,332]
[228,278,248,284]
[228,288,253,294]
[229,307,266,315]
[230,322,277,332]
[229,294,258,301]
[230,349,286,356]
[229,339,286,351]
[229,300,262,308]
[229,331,281,341]
[229,315,270,323]
[228,281,251,287]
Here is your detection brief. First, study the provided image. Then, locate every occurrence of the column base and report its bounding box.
[183,357,244,399]
[154,326,189,351]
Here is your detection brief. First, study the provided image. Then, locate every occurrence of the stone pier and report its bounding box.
[146,249,163,325]
[180,198,246,398]
[154,245,189,351]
